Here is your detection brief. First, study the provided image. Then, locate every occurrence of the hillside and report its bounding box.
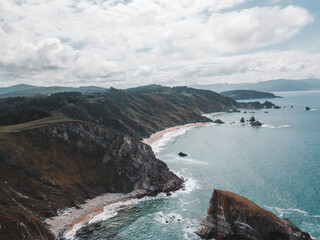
[0,86,247,140]
[0,85,106,98]
[191,79,320,92]
[221,90,280,100]
[0,85,277,239]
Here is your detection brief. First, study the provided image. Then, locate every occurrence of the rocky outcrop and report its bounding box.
[213,119,224,124]
[195,189,312,240]
[240,117,245,123]
[0,121,183,240]
[251,120,263,126]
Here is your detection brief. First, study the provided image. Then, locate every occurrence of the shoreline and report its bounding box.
[45,189,148,239]
[142,112,223,145]
[46,114,221,239]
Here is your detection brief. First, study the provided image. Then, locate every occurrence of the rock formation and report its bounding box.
[0,121,183,239]
[249,116,256,122]
[305,107,311,110]
[251,120,263,126]
[240,117,245,123]
[195,189,312,240]
[178,152,188,157]
[213,119,224,124]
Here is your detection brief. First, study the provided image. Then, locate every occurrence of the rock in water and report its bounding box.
[305,107,311,110]
[178,152,188,157]
[250,120,263,126]
[195,189,312,240]
[240,117,245,123]
[249,116,255,122]
[213,119,224,124]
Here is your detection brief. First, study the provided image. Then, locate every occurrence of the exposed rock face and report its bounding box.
[0,121,183,240]
[195,189,312,240]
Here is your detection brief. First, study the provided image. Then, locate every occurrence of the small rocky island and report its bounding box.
[195,189,312,240]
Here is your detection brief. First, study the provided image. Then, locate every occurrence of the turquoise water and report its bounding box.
[74,91,320,240]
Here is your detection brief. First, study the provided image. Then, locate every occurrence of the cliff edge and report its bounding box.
[195,189,312,240]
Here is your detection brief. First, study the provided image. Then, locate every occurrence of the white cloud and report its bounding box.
[0,0,317,87]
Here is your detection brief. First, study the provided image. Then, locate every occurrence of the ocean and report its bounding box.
[72,90,320,240]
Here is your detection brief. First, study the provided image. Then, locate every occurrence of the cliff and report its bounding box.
[195,189,312,240]
[0,121,182,240]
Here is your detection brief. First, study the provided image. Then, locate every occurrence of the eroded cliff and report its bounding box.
[195,189,312,240]
[0,121,182,240]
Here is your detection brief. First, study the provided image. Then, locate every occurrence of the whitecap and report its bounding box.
[262,124,290,129]
[64,223,85,240]
[265,206,308,218]
[165,154,208,165]
[151,127,192,154]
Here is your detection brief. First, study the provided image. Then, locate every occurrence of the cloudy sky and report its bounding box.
[0,0,319,88]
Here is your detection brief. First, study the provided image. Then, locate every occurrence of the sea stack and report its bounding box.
[249,116,255,122]
[195,189,312,240]
[240,117,245,123]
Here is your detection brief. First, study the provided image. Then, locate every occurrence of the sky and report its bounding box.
[0,0,319,88]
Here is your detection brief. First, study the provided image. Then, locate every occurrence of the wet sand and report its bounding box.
[142,112,222,145]
[45,189,147,238]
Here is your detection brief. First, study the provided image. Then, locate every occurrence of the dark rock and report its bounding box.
[243,111,247,114]
[291,106,294,108]
[264,111,268,113]
[195,189,312,240]
[249,116,255,122]
[240,117,245,123]
[178,152,188,157]
[273,105,281,109]
[213,119,224,124]
[251,120,263,126]
[305,107,311,110]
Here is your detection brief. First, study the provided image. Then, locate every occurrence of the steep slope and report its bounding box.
[196,189,312,240]
[221,90,280,100]
[0,121,182,240]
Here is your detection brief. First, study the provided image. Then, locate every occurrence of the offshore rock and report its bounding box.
[195,189,312,240]
[213,119,224,124]
[178,152,188,157]
[251,120,263,126]
[240,117,245,123]
[249,116,256,122]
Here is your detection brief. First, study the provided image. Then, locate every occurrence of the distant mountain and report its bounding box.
[0,85,106,98]
[190,79,320,93]
[221,90,281,100]
[0,84,39,95]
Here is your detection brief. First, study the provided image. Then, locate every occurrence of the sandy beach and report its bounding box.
[142,112,222,145]
[45,189,148,239]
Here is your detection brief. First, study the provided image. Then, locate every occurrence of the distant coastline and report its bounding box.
[142,112,223,145]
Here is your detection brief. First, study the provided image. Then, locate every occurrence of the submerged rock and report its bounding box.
[251,120,263,126]
[213,119,224,124]
[178,152,188,157]
[195,189,312,240]
[305,107,311,110]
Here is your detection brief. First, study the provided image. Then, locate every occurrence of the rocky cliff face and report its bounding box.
[195,189,312,240]
[0,121,182,240]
